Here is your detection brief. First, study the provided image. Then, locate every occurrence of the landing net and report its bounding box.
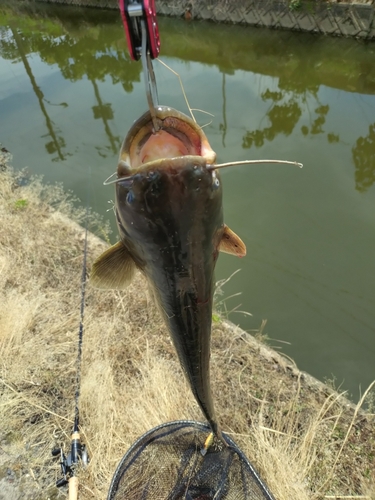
[107,420,275,500]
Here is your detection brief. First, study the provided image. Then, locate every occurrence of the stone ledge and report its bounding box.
[33,0,375,39]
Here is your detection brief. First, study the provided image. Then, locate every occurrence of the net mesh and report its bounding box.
[108,420,275,500]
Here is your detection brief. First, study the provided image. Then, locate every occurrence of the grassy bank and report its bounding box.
[0,151,374,499]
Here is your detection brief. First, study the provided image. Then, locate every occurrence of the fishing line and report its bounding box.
[52,168,91,498]
[157,58,197,123]
[74,193,89,434]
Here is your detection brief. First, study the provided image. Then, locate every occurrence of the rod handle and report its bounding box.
[68,476,79,500]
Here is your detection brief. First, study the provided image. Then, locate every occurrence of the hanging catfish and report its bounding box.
[91,105,247,440]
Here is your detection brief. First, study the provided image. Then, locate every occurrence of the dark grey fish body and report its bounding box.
[116,157,223,433]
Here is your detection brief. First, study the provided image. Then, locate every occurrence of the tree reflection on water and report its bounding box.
[240,79,375,192]
[352,124,375,193]
[0,4,374,191]
[242,85,330,148]
[0,6,141,162]
[8,25,70,162]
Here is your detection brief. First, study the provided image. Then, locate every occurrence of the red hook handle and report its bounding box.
[119,0,160,60]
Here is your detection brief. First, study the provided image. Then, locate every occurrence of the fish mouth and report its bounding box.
[119,106,216,173]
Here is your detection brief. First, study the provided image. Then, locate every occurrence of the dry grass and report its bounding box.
[0,158,374,499]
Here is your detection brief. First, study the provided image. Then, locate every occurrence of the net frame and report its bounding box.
[107,420,275,500]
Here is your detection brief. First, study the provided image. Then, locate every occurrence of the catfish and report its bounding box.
[91,106,245,439]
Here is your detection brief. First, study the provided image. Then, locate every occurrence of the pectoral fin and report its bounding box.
[90,241,136,289]
[219,224,246,257]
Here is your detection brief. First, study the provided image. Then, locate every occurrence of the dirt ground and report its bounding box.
[0,148,374,499]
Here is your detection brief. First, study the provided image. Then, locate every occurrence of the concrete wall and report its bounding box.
[33,0,375,39]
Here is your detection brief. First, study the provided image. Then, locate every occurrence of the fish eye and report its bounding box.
[126,190,135,205]
[212,174,220,190]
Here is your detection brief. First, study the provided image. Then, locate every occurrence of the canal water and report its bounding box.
[1,3,374,402]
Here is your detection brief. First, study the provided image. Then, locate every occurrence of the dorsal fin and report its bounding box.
[219,224,246,258]
[90,241,136,289]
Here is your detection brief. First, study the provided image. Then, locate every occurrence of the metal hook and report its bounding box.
[119,1,160,131]
[141,19,159,132]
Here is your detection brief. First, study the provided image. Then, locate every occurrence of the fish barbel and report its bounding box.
[91,106,246,437]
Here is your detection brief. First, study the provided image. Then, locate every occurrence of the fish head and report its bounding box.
[114,107,224,266]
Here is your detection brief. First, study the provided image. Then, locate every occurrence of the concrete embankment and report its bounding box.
[32,0,375,39]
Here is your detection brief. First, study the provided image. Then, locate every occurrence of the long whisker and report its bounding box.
[200,120,213,129]
[190,109,215,130]
[104,160,302,184]
[103,172,134,186]
[103,172,118,185]
[157,58,196,123]
[190,108,215,117]
[208,159,303,170]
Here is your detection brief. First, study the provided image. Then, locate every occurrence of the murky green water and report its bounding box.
[1,3,374,402]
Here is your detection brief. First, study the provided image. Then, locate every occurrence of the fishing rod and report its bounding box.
[51,2,159,494]
[52,207,89,499]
